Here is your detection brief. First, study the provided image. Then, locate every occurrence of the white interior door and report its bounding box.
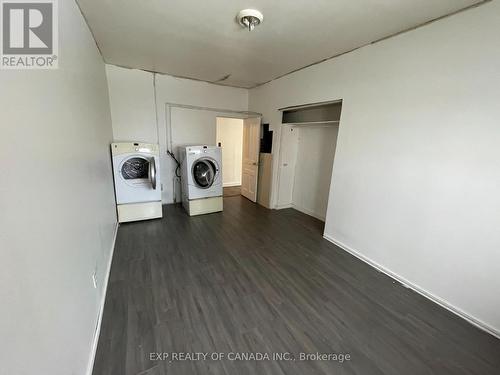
[241,117,261,202]
[277,125,299,207]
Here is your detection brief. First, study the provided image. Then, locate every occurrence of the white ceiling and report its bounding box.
[77,0,484,88]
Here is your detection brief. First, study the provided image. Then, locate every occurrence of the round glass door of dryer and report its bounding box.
[121,157,149,180]
[192,158,218,188]
[119,156,156,189]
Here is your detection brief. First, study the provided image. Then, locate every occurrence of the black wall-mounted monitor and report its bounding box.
[260,123,273,153]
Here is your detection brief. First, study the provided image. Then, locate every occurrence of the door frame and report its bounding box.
[164,103,261,202]
[216,116,245,188]
[165,103,261,154]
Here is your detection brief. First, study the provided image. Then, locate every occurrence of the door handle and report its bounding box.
[149,157,157,189]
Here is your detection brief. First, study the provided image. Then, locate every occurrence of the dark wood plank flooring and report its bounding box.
[93,196,500,375]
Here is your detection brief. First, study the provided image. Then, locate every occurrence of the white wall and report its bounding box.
[0,1,116,375]
[106,67,157,143]
[249,1,500,335]
[291,125,338,220]
[217,117,244,187]
[106,65,248,203]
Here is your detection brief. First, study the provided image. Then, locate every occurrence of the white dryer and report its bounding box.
[180,145,223,216]
[111,142,162,222]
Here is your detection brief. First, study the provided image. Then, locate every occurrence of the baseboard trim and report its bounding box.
[275,203,293,210]
[86,222,119,375]
[223,182,241,187]
[323,234,500,340]
[291,204,325,222]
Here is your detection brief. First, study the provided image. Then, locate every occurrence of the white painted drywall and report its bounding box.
[216,117,244,187]
[170,107,217,149]
[0,1,116,375]
[249,1,500,334]
[292,125,338,221]
[77,0,483,88]
[105,65,248,203]
[106,66,157,143]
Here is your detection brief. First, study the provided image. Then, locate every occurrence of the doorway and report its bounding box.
[164,103,262,204]
[277,100,342,221]
[277,124,339,220]
[216,116,261,202]
[216,117,244,195]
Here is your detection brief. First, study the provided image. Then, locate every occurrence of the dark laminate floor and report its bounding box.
[93,196,500,375]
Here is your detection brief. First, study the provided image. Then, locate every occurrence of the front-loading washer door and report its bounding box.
[192,158,217,189]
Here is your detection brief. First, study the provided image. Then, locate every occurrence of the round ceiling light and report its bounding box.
[237,9,263,31]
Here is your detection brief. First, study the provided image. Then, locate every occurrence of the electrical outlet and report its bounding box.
[92,271,97,289]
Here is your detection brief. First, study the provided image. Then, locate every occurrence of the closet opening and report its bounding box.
[276,100,342,222]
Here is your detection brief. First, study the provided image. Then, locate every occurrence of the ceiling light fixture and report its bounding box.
[237,9,263,31]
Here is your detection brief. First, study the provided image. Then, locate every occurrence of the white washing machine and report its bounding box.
[111,142,162,222]
[180,145,223,216]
